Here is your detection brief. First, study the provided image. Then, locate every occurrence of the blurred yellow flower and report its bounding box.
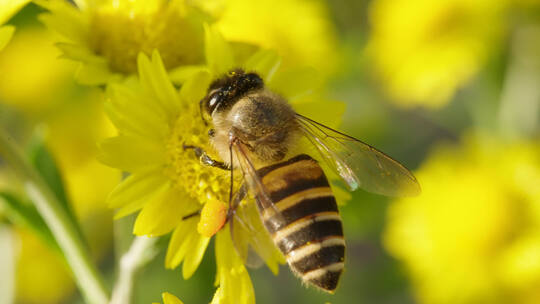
[367,0,508,107]
[384,135,540,304]
[0,0,31,63]
[0,22,120,301]
[14,228,75,304]
[0,26,75,112]
[215,0,340,75]
[36,0,208,84]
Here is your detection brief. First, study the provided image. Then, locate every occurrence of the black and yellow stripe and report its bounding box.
[255,154,344,292]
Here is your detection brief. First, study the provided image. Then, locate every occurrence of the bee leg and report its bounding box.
[183,144,230,170]
[181,209,201,220]
[226,183,247,221]
[228,183,249,247]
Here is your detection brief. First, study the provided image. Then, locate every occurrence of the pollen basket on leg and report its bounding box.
[164,105,232,204]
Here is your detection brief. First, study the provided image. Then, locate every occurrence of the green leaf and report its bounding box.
[27,134,69,207]
[0,192,60,252]
[25,131,87,248]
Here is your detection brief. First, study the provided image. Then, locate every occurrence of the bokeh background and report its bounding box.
[0,0,539,303]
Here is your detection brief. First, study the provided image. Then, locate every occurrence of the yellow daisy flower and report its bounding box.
[214,0,340,75]
[367,0,508,107]
[100,27,345,303]
[384,134,540,304]
[36,0,208,85]
[0,26,75,112]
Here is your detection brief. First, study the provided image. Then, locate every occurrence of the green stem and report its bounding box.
[110,236,159,304]
[0,129,109,304]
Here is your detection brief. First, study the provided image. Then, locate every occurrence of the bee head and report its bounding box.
[200,69,264,120]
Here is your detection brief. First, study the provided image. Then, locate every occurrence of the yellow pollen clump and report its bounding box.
[198,199,227,237]
[89,3,204,73]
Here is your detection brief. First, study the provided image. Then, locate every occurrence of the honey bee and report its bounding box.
[185,69,420,293]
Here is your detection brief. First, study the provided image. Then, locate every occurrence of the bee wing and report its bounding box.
[232,141,289,226]
[229,142,285,271]
[296,113,421,197]
[230,196,283,271]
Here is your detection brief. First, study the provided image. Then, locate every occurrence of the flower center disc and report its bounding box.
[90,3,204,74]
[165,104,231,204]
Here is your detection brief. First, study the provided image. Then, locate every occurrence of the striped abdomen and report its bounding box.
[255,154,344,292]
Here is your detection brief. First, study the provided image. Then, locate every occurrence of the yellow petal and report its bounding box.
[107,169,169,208]
[55,42,104,64]
[204,24,234,75]
[215,228,255,304]
[182,233,211,279]
[113,196,154,219]
[37,8,87,45]
[133,188,196,237]
[165,216,198,269]
[0,26,14,51]
[113,183,170,219]
[169,65,208,85]
[292,99,346,129]
[215,0,339,75]
[137,51,180,121]
[98,135,166,172]
[269,67,321,101]
[162,292,184,304]
[75,62,119,85]
[229,41,259,64]
[105,83,169,140]
[243,49,281,83]
[0,0,29,25]
[210,288,222,304]
[178,70,212,108]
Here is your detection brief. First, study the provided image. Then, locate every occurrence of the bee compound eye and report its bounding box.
[209,94,219,108]
[206,93,221,114]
